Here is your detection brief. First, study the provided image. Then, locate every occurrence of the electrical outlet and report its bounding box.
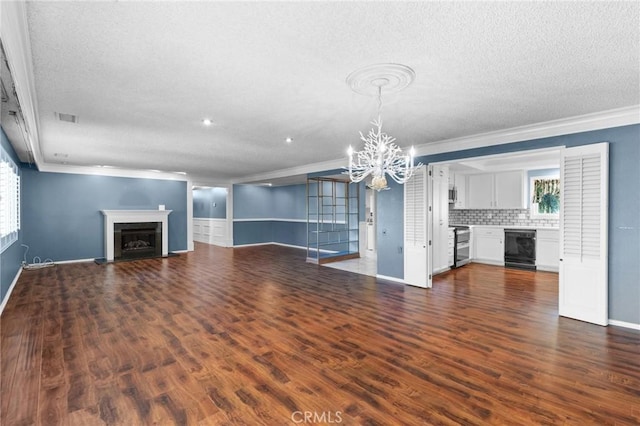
[487,213,493,219]
[518,213,525,219]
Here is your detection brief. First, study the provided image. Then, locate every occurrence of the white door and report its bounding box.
[404,166,430,288]
[431,165,450,272]
[559,143,609,326]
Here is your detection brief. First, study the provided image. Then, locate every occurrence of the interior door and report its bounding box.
[559,143,609,326]
[404,166,430,288]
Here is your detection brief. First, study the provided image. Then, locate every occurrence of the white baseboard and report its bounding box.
[608,319,640,330]
[0,267,22,316]
[536,265,560,272]
[233,242,273,248]
[51,258,95,265]
[376,274,407,285]
[233,241,308,251]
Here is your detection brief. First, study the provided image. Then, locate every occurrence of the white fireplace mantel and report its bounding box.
[101,210,172,261]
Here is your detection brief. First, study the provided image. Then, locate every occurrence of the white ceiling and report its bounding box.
[10,1,640,184]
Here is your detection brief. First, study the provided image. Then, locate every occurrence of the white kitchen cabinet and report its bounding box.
[536,228,559,272]
[473,227,504,265]
[494,171,524,208]
[466,171,524,209]
[467,173,494,209]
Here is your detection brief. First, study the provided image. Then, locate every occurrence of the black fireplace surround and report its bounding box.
[113,222,162,260]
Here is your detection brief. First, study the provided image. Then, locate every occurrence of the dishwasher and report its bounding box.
[504,229,536,270]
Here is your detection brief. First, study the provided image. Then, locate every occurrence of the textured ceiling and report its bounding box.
[22,1,640,183]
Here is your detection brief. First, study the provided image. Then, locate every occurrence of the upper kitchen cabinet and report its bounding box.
[467,171,524,209]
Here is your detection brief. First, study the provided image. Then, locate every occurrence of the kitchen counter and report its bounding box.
[450,224,559,231]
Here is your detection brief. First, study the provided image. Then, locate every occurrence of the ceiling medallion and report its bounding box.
[345,63,422,191]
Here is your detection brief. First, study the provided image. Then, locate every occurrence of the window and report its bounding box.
[530,176,559,219]
[1,146,20,252]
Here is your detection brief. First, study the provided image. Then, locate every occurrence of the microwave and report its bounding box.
[448,187,457,204]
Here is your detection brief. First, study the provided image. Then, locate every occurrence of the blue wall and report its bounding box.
[21,168,188,261]
[0,128,23,305]
[376,179,404,278]
[233,181,365,248]
[233,184,308,247]
[376,124,640,324]
[193,187,227,218]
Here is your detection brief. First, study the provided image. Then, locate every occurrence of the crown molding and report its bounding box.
[231,157,345,185]
[413,105,640,157]
[36,162,190,182]
[1,1,43,165]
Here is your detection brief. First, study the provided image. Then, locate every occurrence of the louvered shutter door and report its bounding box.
[559,143,608,326]
[404,167,429,288]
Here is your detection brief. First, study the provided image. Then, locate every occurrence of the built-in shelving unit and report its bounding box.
[306,177,359,264]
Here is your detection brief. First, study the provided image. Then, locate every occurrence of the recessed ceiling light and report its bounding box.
[202,118,213,126]
[285,137,293,144]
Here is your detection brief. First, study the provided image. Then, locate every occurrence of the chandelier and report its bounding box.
[345,63,423,191]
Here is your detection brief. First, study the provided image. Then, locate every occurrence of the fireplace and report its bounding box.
[101,210,172,262]
[114,222,162,260]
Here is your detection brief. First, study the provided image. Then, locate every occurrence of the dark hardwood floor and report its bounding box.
[2,243,639,425]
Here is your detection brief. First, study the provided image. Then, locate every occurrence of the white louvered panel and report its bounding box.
[405,168,425,244]
[561,154,602,260]
[581,155,601,258]
[562,157,582,256]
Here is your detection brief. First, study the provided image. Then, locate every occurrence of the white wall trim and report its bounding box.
[272,242,307,250]
[608,319,640,330]
[194,217,228,220]
[414,105,640,158]
[376,274,407,285]
[37,163,191,181]
[0,267,22,316]
[232,158,345,185]
[233,242,273,248]
[1,1,42,166]
[186,178,194,251]
[233,242,306,250]
[233,218,307,223]
[193,218,229,247]
[50,258,95,265]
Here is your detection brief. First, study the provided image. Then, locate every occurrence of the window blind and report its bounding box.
[0,146,20,252]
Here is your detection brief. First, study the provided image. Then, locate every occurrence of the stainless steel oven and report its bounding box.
[504,229,536,270]
[454,226,470,267]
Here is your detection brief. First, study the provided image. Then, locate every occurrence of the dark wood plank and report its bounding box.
[1,243,639,425]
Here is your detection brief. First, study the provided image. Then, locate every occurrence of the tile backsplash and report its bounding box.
[449,207,559,228]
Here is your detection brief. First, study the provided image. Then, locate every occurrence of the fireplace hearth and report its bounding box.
[114,222,162,260]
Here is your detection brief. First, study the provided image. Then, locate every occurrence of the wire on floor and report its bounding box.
[21,244,55,270]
